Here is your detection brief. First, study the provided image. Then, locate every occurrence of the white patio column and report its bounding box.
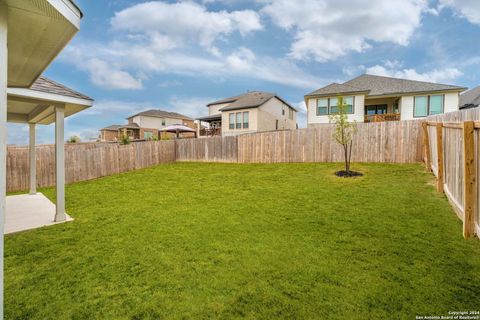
[0,3,7,318]
[55,105,66,222]
[29,123,36,195]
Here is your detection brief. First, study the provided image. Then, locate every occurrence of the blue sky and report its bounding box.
[7,0,480,144]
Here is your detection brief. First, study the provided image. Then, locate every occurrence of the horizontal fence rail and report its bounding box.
[425,108,480,239]
[7,121,424,193]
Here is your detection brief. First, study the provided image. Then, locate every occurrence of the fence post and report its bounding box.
[422,122,431,172]
[462,121,475,239]
[436,123,444,193]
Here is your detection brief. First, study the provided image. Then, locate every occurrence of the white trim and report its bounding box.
[47,0,82,29]
[476,222,480,239]
[7,88,92,107]
[55,105,66,222]
[29,124,36,195]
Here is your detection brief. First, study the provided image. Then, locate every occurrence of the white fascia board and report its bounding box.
[47,0,82,30]
[7,88,93,107]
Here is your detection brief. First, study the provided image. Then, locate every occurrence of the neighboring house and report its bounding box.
[100,109,194,141]
[459,86,480,109]
[305,74,467,126]
[196,91,297,137]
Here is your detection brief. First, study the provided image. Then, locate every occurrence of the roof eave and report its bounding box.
[366,88,467,99]
[304,91,371,99]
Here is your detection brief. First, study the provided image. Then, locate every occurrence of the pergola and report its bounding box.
[160,124,197,139]
[0,0,86,316]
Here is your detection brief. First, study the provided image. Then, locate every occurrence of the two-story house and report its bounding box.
[100,109,194,141]
[196,91,297,136]
[305,74,467,126]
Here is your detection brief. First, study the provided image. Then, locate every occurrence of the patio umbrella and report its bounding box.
[160,124,196,138]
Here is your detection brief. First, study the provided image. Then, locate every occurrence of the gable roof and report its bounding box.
[127,109,192,120]
[30,77,93,101]
[208,91,297,112]
[460,86,480,109]
[306,74,466,98]
[101,123,140,131]
[306,83,369,97]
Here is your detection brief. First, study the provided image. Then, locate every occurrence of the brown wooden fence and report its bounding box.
[7,120,424,193]
[7,141,176,192]
[425,109,480,239]
[178,121,424,164]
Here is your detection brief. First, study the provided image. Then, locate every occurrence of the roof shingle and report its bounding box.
[460,86,480,109]
[30,77,93,100]
[127,109,192,120]
[307,74,466,97]
[207,91,297,112]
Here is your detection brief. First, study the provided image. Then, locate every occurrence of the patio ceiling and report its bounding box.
[3,0,82,87]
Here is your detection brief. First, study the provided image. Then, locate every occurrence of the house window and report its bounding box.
[317,97,353,115]
[414,96,428,117]
[429,95,444,115]
[229,113,235,129]
[282,105,285,116]
[288,107,294,120]
[317,98,328,115]
[414,95,443,117]
[329,98,338,114]
[236,112,242,129]
[243,112,249,129]
[344,97,354,114]
[144,131,153,140]
[161,119,166,126]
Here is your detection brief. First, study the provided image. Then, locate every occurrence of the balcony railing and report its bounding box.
[364,113,400,123]
[199,128,222,137]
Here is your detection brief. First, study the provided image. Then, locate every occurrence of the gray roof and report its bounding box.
[127,109,192,120]
[196,114,222,121]
[208,91,297,112]
[460,86,480,109]
[307,74,466,97]
[306,83,369,97]
[30,76,93,100]
[101,123,140,131]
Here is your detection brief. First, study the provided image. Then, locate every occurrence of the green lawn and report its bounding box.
[5,163,480,319]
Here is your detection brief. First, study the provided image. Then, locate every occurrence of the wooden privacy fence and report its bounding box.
[177,121,424,164]
[8,120,424,192]
[7,140,176,192]
[425,109,480,239]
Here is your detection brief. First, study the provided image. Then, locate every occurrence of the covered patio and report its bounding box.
[6,76,92,233]
[0,0,87,316]
[196,114,222,137]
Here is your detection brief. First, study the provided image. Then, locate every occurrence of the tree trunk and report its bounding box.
[343,143,349,172]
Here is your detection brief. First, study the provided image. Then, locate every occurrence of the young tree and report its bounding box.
[329,97,357,174]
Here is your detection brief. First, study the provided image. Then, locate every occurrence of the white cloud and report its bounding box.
[361,61,463,83]
[260,0,429,61]
[111,1,263,50]
[84,58,143,90]
[62,1,322,90]
[439,0,480,24]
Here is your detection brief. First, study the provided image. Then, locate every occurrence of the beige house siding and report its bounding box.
[257,97,296,131]
[221,97,297,136]
[208,103,229,116]
[307,95,365,127]
[130,115,193,129]
[222,108,258,136]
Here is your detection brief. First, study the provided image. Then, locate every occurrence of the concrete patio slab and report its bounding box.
[5,193,73,234]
